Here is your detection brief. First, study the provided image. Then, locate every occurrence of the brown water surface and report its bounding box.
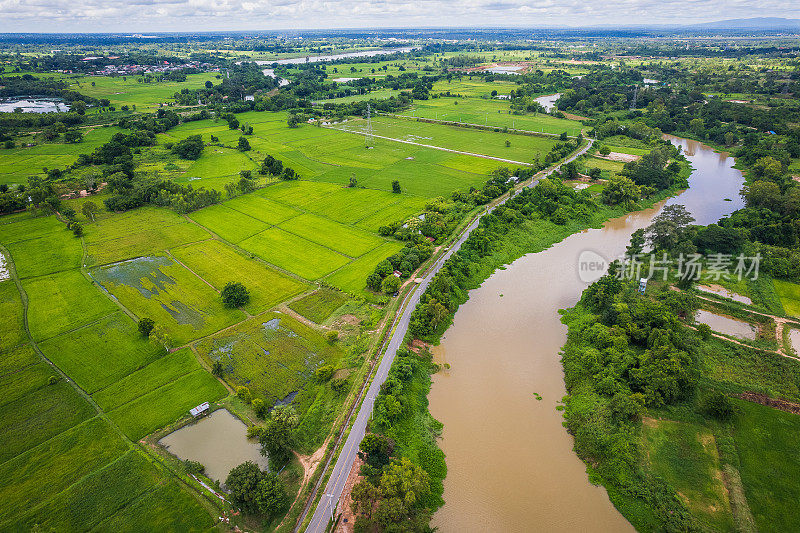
[694,310,757,340]
[159,409,268,484]
[429,137,745,532]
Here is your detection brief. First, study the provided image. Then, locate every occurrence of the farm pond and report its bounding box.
[159,409,268,484]
[695,309,758,340]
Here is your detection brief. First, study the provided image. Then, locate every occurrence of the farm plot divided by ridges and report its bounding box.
[23,269,119,342]
[288,288,350,324]
[171,239,309,314]
[332,115,560,163]
[84,206,210,266]
[195,313,343,405]
[324,241,405,293]
[188,203,270,243]
[107,369,227,440]
[408,96,584,136]
[90,255,245,345]
[38,311,165,394]
[239,227,351,281]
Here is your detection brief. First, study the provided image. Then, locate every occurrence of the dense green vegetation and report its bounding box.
[2,31,799,533]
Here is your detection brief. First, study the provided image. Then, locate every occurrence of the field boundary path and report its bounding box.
[300,138,593,532]
[322,124,536,166]
[383,112,582,139]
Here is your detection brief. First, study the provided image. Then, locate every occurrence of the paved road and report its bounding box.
[304,138,593,532]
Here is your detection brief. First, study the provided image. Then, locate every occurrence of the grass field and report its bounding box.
[107,369,227,440]
[288,288,350,324]
[67,73,219,111]
[90,255,245,345]
[38,311,165,393]
[195,313,343,405]
[407,97,584,136]
[0,126,124,186]
[642,419,734,531]
[584,156,626,178]
[773,279,800,317]
[333,115,560,164]
[732,399,800,532]
[171,239,309,314]
[24,269,119,341]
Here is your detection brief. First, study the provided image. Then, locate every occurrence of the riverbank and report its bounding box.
[359,152,692,529]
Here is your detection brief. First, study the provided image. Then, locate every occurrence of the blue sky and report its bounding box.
[0,0,797,33]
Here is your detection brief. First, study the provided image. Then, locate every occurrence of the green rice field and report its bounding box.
[332,115,561,164]
[406,96,584,136]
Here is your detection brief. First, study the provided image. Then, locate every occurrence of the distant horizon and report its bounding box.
[1,1,798,35]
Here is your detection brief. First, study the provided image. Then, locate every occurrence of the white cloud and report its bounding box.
[0,0,797,32]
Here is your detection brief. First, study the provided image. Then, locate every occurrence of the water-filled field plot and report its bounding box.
[90,255,244,345]
[195,313,342,405]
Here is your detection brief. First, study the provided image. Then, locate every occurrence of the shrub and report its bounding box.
[316,364,335,382]
[700,392,735,421]
[237,385,252,404]
[252,398,267,418]
[325,330,339,343]
[247,425,264,439]
[184,460,205,475]
[697,323,712,341]
[138,317,155,337]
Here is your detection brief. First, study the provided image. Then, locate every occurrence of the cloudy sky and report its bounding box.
[1,0,798,33]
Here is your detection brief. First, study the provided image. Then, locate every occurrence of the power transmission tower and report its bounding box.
[629,85,639,111]
[365,103,374,148]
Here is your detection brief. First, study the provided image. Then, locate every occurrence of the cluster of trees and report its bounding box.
[259,154,299,180]
[224,171,258,199]
[225,461,288,518]
[560,274,703,531]
[103,173,221,213]
[600,143,686,207]
[366,243,433,294]
[171,134,204,159]
[555,68,648,114]
[173,62,278,106]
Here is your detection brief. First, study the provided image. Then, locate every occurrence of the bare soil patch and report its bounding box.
[596,152,640,163]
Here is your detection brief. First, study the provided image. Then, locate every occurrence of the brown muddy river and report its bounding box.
[429,137,745,532]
